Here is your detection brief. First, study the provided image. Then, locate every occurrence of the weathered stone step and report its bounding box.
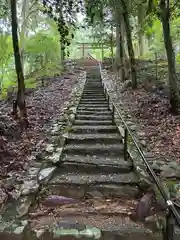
[59,161,131,174]
[71,125,117,133]
[26,196,162,240]
[76,114,112,121]
[84,83,102,89]
[82,90,104,93]
[76,111,111,116]
[78,104,109,109]
[60,153,132,173]
[0,218,162,240]
[78,107,109,111]
[50,171,139,189]
[65,133,122,144]
[79,102,107,106]
[82,91,104,94]
[63,143,124,155]
[74,119,113,126]
[80,97,106,101]
[81,94,105,98]
[83,88,103,91]
[80,99,106,103]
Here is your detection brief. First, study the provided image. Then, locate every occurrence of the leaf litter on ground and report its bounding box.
[0,71,81,203]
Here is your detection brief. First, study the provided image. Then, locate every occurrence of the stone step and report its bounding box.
[63,143,124,155]
[80,99,106,103]
[82,91,104,94]
[49,171,139,199]
[71,125,117,133]
[76,111,112,116]
[65,133,122,144]
[81,94,105,96]
[74,120,113,126]
[82,90,104,93]
[0,220,162,240]
[85,84,102,87]
[79,102,107,105]
[80,97,106,100]
[81,94,105,98]
[76,114,112,120]
[60,153,132,173]
[78,107,109,111]
[83,88,104,91]
[78,104,109,108]
[26,197,162,240]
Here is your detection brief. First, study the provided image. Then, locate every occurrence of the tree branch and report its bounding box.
[170,0,179,13]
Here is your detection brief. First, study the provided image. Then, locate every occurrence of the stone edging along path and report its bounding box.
[0,70,87,238]
[100,66,180,209]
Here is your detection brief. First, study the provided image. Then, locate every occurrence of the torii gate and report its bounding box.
[76,42,115,60]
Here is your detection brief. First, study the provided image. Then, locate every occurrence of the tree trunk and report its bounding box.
[20,0,29,74]
[115,17,125,81]
[10,0,28,127]
[121,0,137,88]
[160,0,180,114]
[110,24,114,65]
[138,5,145,57]
[121,18,128,60]
[115,24,121,68]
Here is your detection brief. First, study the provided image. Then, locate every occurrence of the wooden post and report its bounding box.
[124,128,128,161]
[101,42,104,61]
[82,43,85,59]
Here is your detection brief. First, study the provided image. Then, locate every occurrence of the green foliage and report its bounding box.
[0,14,62,97]
[42,0,81,55]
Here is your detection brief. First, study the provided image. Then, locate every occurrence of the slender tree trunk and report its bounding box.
[160,0,180,114]
[10,0,28,126]
[20,0,29,74]
[115,17,125,81]
[110,24,114,65]
[119,24,125,81]
[138,5,145,57]
[101,42,104,61]
[121,19,128,60]
[121,0,137,88]
[115,24,120,67]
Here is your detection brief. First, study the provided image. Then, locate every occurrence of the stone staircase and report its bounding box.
[28,68,164,239]
[0,68,167,240]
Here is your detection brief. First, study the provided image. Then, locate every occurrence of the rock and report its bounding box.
[54,229,79,238]
[42,195,80,207]
[45,144,54,153]
[69,113,75,122]
[122,80,132,90]
[133,191,155,221]
[87,190,103,198]
[69,106,76,114]
[130,125,137,131]
[145,215,164,232]
[51,124,60,135]
[140,140,146,147]
[173,183,180,199]
[38,167,56,183]
[62,133,68,138]
[49,152,61,164]
[0,188,8,205]
[20,180,39,196]
[151,161,166,172]
[160,163,180,179]
[80,227,101,239]
[27,167,40,179]
[17,196,34,217]
[137,131,146,140]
